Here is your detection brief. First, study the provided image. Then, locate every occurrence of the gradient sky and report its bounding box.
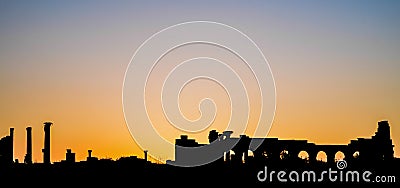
[1,0,399,163]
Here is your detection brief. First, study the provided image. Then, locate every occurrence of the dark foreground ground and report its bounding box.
[1,158,399,187]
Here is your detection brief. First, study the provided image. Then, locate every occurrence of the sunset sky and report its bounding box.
[1,0,399,163]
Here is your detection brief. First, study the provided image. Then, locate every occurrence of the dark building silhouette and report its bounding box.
[171,120,395,166]
[0,128,14,165]
[42,122,53,164]
[24,127,33,164]
[174,135,205,164]
[170,131,234,166]
[347,120,394,161]
[65,149,76,163]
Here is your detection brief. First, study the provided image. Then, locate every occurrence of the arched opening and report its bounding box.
[224,150,236,162]
[248,150,254,157]
[298,151,309,161]
[230,150,235,161]
[316,151,327,162]
[353,151,360,159]
[334,151,345,162]
[280,150,289,160]
[245,150,254,163]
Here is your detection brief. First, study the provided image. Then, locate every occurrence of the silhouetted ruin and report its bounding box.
[0,120,398,186]
[24,127,33,164]
[42,122,53,164]
[65,149,76,163]
[170,120,395,166]
[0,128,13,165]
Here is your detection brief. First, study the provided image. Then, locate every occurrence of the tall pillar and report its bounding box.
[9,128,14,163]
[24,127,32,164]
[326,150,335,164]
[225,151,231,163]
[42,122,53,164]
[87,149,93,161]
[308,151,317,164]
[243,150,248,163]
